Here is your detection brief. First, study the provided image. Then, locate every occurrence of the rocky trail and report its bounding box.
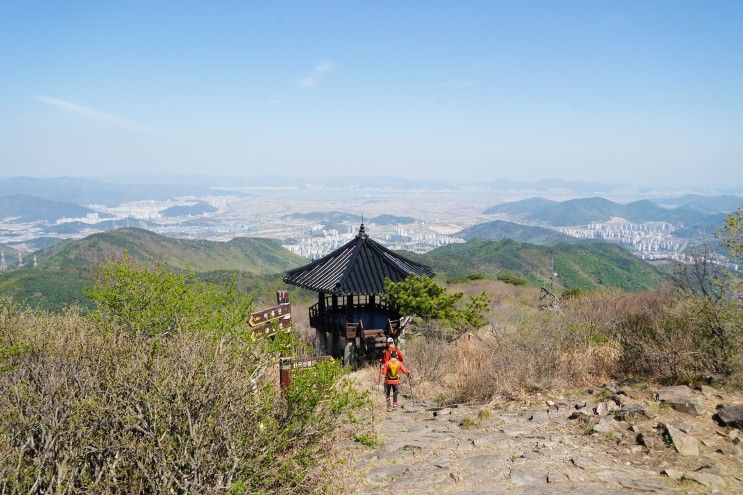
[340,375,743,494]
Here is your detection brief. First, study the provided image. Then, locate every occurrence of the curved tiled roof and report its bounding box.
[283,224,434,294]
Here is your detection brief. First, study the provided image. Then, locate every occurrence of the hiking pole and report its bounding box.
[377,363,382,392]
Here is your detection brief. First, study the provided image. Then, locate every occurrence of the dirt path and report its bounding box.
[340,373,743,494]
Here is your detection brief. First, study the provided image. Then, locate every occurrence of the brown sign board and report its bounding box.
[281,355,333,370]
[248,303,291,327]
[279,355,333,388]
[250,314,292,341]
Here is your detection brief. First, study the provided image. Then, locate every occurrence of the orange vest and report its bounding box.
[383,346,404,363]
[382,358,410,385]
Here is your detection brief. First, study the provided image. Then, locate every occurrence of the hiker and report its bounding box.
[381,350,410,410]
[382,337,405,363]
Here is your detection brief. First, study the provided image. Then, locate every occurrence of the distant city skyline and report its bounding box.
[1,1,742,187]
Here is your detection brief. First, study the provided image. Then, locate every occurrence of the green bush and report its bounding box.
[561,287,585,300]
[86,254,254,337]
[496,272,527,286]
[384,276,491,329]
[0,260,365,494]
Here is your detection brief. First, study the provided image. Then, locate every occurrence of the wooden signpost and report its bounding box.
[248,290,292,341]
[279,355,333,389]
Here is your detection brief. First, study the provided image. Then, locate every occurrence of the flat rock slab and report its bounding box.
[656,385,705,416]
[510,465,547,485]
[663,424,699,456]
[345,376,743,494]
[367,464,409,483]
[683,470,726,491]
[618,403,654,420]
[617,477,674,493]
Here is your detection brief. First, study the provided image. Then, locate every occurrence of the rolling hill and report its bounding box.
[283,211,418,227]
[484,196,723,227]
[484,197,557,216]
[654,194,742,214]
[0,228,307,310]
[411,239,666,292]
[44,218,154,235]
[0,194,96,222]
[283,211,361,224]
[160,201,217,217]
[0,177,219,206]
[456,220,576,244]
[370,214,418,225]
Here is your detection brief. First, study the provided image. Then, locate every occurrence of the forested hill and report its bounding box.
[484,196,728,227]
[410,239,666,292]
[0,228,307,310]
[37,228,305,274]
[456,220,576,245]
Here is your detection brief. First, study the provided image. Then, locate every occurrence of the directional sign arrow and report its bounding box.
[248,303,291,327]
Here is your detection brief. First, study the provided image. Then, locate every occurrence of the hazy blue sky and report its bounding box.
[1,1,741,186]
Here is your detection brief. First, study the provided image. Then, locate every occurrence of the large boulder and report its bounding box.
[656,385,705,416]
[715,404,743,428]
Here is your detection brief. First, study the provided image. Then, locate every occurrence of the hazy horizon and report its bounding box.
[1,2,742,188]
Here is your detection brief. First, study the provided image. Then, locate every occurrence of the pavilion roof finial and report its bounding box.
[357,222,367,239]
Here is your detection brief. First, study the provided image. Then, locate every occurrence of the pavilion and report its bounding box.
[284,223,434,364]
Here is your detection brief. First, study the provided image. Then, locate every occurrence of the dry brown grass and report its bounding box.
[0,303,357,494]
[406,316,621,404]
[403,284,741,405]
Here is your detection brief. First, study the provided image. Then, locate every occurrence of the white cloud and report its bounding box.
[297,76,317,88]
[444,79,473,89]
[34,95,163,134]
[270,61,335,104]
[314,61,335,74]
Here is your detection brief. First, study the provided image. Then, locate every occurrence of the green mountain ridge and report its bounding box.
[456,220,576,244]
[0,194,96,222]
[485,196,726,227]
[1,228,668,311]
[0,228,307,310]
[409,239,665,292]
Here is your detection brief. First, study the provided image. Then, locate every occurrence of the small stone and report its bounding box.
[546,470,569,483]
[663,424,699,456]
[663,468,683,480]
[574,400,587,410]
[605,380,619,393]
[637,432,655,449]
[617,403,654,420]
[705,373,723,385]
[715,404,743,428]
[449,471,461,482]
[593,416,619,434]
[595,402,608,416]
[613,393,629,405]
[569,407,592,420]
